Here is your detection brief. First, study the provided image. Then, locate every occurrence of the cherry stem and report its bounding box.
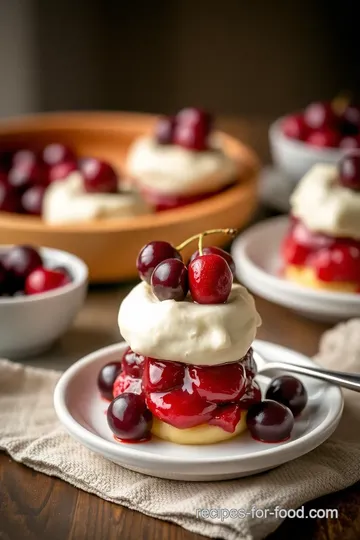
[198,233,205,256]
[176,228,237,252]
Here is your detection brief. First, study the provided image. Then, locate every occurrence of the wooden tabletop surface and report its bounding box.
[1,118,359,540]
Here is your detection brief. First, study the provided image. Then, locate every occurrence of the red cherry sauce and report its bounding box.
[282,217,360,289]
[142,348,260,432]
[113,435,151,444]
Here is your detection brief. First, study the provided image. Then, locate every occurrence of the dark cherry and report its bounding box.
[136,240,182,283]
[246,400,294,443]
[25,267,70,295]
[0,150,14,172]
[0,177,21,213]
[174,108,212,151]
[107,393,152,441]
[282,115,309,140]
[303,102,337,131]
[121,346,145,378]
[48,160,78,183]
[21,185,46,215]
[339,151,360,191]
[97,361,123,401]
[189,246,236,275]
[42,143,75,167]
[80,158,118,193]
[265,375,307,416]
[143,357,185,393]
[188,253,233,304]
[154,115,176,144]
[306,129,340,148]
[209,403,242,433]
[3,245,43,293]
[151,258,188,301]
[189,362,246,403]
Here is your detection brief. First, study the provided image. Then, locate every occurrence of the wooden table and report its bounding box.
[1,119,359,540]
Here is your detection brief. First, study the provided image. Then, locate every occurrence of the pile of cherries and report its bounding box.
[136,229,236,305]
[155,107,213,151]
[97,346,308,443]
[0,245,71,297]
[282,99,360,149]
[0,142,119,216]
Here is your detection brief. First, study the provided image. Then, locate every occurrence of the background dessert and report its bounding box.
[126,108,238,211]
[282,150,360,293]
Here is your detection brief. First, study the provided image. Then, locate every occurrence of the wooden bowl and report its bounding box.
[0,112,259,282]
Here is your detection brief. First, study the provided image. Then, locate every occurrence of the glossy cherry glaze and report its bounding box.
[151,258,189,301]
[97,361,123,401]
[3,245,43,293]
[136,241,182,283]
[25,267,70,295]
[107,393,152,441]
[282,218,360,287]
[266,375,307,416]
[143,349,260,431]
[246,400,294,443]
[189,246,236,275]
[121,346,145,378]
[188,253,233,304]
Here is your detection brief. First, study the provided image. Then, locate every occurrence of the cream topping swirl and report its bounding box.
[291,164,360,240]
[118,282,261,365]
[125,135,237,196]
[42,172,151,224]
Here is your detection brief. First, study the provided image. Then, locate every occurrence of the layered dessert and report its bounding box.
[126,108,238,211]
[97,229,301,445]
[282,151,360,292]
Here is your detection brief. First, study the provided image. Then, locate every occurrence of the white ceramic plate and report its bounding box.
[54,340,343,481]
[232,216,360,322]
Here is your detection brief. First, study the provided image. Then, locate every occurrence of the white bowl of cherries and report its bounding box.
[270,98,360,183]
[0,244,88,358]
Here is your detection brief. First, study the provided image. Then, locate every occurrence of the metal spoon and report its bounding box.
[254,353,360,392]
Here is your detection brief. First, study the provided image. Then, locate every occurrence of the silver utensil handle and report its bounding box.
[260,361,360,392]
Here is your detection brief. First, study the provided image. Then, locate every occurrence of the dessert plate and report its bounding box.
[232,216,360,322]
[54,340,343,481]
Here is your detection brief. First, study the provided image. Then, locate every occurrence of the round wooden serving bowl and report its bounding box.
[0,112,259,282]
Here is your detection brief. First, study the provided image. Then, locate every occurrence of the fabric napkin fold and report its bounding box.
[1,319,360,540]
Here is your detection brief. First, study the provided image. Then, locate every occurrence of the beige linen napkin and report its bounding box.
[1,320,360,540]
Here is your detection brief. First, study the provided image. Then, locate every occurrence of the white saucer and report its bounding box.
[232,216,360,323]
[54,340,343,481]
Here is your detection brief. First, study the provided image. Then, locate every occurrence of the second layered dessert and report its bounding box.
[282,150,360,292]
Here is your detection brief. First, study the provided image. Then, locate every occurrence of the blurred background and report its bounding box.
[1,0,359,122]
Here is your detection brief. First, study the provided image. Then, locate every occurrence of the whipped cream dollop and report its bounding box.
[118,282,261,365]
[291,164,360,240]
[42,172,151,224]
[125,135,238,196]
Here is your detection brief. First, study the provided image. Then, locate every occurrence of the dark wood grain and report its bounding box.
[1,118,360,540]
